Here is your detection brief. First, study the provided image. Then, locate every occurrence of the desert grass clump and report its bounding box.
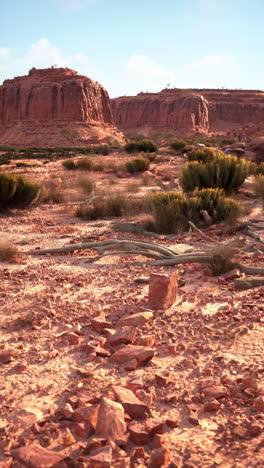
[149,191,189,234]
[124,139,158,154]
[180,153,251,193]
[256,162,264,175]
[76,158,93,171]
[0,240,18,262]
[126,158,150,174]
[170,140,186,152]
[255,175,264,208]
[0,173,40,209]
[77,175,95,194]
[63,159,76,170]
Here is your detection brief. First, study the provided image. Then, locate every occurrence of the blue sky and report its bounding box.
[1,0,263,97]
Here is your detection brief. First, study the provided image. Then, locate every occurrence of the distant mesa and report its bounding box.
[0,67,123,147]
[111,87,264,137]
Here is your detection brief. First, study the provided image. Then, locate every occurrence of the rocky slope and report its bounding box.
[0,67,123,146]
[111,88,264,136]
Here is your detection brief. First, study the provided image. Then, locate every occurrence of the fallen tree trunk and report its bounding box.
[234,276,264,289]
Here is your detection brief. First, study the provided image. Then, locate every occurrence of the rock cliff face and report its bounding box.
[0,67,123,146]
[111,88,264,136]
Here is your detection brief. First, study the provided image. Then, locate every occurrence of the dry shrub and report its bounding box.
[77,175,96,194]
[0,240,18,262]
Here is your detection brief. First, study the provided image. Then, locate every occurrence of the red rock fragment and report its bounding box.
[74,404,99,429]
[126,376,144,392]
[253,396,264,411]
[107,326,137,346]
[95,398,127,445]
[110,345,154,366]
[12,444,65,468]
[117,311,153,328]
[145,420,166,435]
[155,372,171,387]
[67,332,79,345]
[122,359,138,371]
[91,317,114,334]
[149,447,170,468]
[89,445,112,468]
[130,447,147,459]
[202,385,228,399]
[248,423,262,436]
[135,388,153,407]
[0,458,12,468]
[203,398,221,412]
[166,418,179,428]
[0,349,18,363]
[134,335,155,347]
[128,423,150,445]
[233,425,248,438]
[148,271,178,310]
[112,386,149,419]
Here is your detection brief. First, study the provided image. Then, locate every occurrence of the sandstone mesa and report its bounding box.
[0,67,123,146]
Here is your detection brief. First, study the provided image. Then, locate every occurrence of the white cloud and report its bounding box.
[108,52,237,97]
[0,38,97,84]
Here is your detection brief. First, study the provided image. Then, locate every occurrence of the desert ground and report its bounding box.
[0,150,263,468]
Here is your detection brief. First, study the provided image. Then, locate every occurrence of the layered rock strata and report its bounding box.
[0,67,123,146]
[111,88,264,136]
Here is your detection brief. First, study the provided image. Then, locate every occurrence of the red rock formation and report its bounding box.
[111,88,264,136]
[0,67,123,146]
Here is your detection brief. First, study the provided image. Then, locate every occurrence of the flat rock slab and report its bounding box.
[117,311,153,328]
[112,385,149,419]
[110,345,155,366]
[95,397,127,445]
[12,444,65,468]
[107,326,137,345]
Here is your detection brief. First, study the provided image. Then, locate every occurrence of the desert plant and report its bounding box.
[170,140,186,152]
[256,162,264,175]
[76,158,93,171]
[0,173,40,209]
[77,175,95,194]
[124,139,158,154]
[180,153,251,193]
[187,148,218,163]
[0,240,18,262]
[149,191,189,234]
[94,144,110,155]
[255,175,264,208]
[126,158,150,173]
[63,159,76,170]
[148,188,243,234]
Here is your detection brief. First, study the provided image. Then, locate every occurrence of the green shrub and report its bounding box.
[187,148,218,163]
[126,158,150,173]
[94,144,110,155]
[180,153,251,193]
[63,159,76,170]
[124,139,158,154]
[148,188,243,234]
[170,140,186,152]
[0,173,40,209]
[76,158,93,171]
[256,162,264,175]
[149,192,189,234]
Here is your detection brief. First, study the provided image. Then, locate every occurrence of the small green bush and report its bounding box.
[180,153,251,193]
[148,188,243,234]
[0,173,40,209]
[76,158,93,171]
[94,144,110,155]
[124,139,158,154]
[256,162,264,175]
[170,140,186,152]
[150,192,189,234]
[126,158,150,173]
[63,159,76,170]
[187,148,218,163]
